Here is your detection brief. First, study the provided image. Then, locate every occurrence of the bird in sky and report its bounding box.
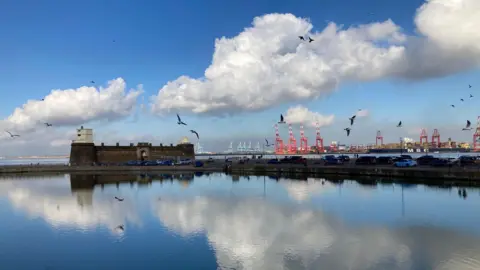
[177,114,187,125]
[115,225,124,231]
[469,84,472,88]
[451,105,455,108]
[5,131,19,137]
[308,37,314,43]
[298,36,304,40]
[462,120,472,130]
[349,115,356,125]
[460,98,464,102]
[278,114,285,124]
[114,196,124,201]
[344,128,351,136]
[190,130,199,139]
[470,94,474,98]
[90,81,95,84]
[397,121,402,127]
[44,123,52,127]
[265,138,273,147]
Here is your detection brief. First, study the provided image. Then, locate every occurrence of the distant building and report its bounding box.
[69,127,194,165]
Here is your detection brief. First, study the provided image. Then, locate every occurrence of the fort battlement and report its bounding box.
[69,127,195,165]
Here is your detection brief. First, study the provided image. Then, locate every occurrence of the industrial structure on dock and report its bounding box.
[270,116,480,154]
[69,126,195,165]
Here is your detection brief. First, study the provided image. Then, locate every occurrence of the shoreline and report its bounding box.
[1,163,480,182]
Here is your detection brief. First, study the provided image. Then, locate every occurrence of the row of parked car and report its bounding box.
[124,159,194,166]
[321,154,479,167]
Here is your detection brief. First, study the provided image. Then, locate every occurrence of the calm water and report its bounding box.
[1,173,480,269]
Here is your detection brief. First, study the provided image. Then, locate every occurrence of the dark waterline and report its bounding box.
[1,173,480,269]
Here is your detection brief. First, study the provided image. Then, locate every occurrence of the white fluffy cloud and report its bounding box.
[3,78,143,132]
[284,105,334,128]
[151,0,480,116]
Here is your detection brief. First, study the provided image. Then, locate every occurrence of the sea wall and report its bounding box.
[3,163,480,183]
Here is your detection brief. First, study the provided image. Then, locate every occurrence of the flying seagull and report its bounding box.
[278,114,285,124]
[349,115,356,125]
[44,123,52,127]
[451,105,455,108]
[397,121,402,127]
[462,120,472,130]
[298,36,304,40]
[190,130,199,139]
[470,94,474,98]
[176,114,187,125]
[265,138,273,147]
[469,85,472,88]
[308,37,314,43]
[114,196,124,202]
[344,127,351,136]
[90,80,95,84]
[460,98,464,102]
[5,131,19,137]
[115,225,124,231]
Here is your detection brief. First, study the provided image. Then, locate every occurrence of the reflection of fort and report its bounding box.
[69,173,195,191]
[75,191,93,207]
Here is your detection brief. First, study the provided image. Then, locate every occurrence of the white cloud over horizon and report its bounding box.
[284,105,335,128]
[150,0,480,116]
[1,78,143,134]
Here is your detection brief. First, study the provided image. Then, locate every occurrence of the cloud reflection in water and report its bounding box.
[153,195,412,270]
[0,175,140,236]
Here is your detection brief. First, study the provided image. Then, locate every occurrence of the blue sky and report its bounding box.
[1,0,479,154]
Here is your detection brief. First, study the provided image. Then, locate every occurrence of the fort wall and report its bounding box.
[69,142,195,165]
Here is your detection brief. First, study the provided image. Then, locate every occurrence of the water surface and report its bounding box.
[0,173,479,269]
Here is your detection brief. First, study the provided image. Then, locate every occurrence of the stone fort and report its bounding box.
[69,126,195,165]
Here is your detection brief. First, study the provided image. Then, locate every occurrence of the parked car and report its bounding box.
[324,157,343,165]
[355,156,376,165]
[280,156,307,165]
[392,155,413,162]
[125,160,141,166]
[175,159,192,165]
[267,159,280,164]
[337,155,350,162]
[458,156,476,165]
[194,160,204,167]
[394,159,417,167]
[157,160,174,166]
[416,155,436,165]
[142,161,158,166]
[376,156,393,165]
[430,158,451,167]
[322,155,335,160]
